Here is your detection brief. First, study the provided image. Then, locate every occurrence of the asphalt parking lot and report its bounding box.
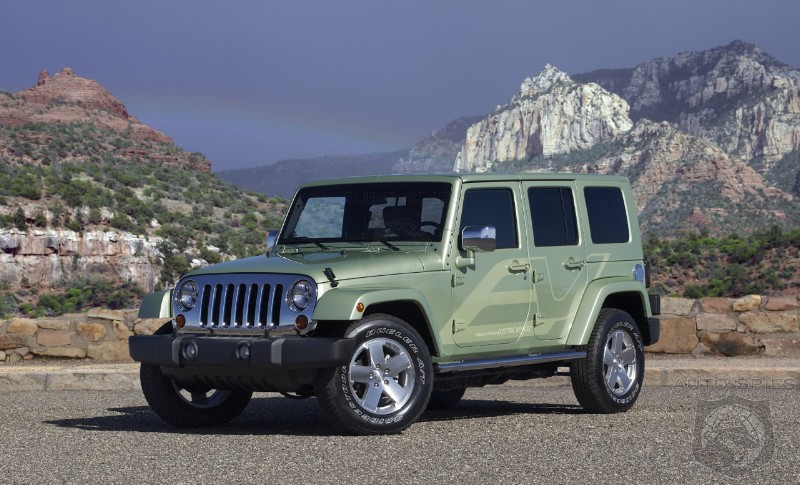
[0,385,797,484]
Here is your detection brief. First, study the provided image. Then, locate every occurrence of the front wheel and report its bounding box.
[314,314,433,435]
[140,363,252,427]
[570,309,644,413]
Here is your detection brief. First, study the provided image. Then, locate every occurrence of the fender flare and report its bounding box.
[313,287,436,322]
[565,278,651,346]
[313,287,441,352]
[138,289,173,319]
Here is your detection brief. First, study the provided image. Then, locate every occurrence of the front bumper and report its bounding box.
[129,334,356,370]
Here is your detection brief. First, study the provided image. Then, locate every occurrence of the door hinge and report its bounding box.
[453,319,466,333]
[451,274,464,287]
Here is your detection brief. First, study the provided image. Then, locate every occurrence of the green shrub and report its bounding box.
[12,208,27,230]
[31,277,143,316]
[0,293,18,317]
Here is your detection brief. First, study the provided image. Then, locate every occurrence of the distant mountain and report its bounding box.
[0,69,286,316]
[573,40,800,177]
[217,150,407,199]
[452,41,800,236]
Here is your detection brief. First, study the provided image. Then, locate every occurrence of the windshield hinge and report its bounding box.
[324,267,339,288]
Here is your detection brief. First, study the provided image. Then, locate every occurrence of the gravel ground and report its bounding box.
[0,386,797,484]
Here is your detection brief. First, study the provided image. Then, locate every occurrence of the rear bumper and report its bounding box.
[129,334,356,370]
[648,294,661,316]
[644,317,660,346]
[643,294,661,346]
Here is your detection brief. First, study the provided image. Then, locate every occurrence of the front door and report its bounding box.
[452,184,532,347]
[521,182,588,341]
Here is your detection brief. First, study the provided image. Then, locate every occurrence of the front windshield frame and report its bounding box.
[279,182,453,246]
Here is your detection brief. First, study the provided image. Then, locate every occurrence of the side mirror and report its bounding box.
[457,225,496,269]
[461,225,496,252]
[266,230,279,257]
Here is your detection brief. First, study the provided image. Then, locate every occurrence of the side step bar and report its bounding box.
[434,350,587,374]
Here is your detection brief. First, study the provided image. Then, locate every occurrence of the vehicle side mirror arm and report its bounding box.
[266,230,279,257]
[455,251,475,270]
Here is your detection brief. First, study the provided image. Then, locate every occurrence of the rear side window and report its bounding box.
[584,187,630,244]
[528,187,578,247]
[460,188,518,249]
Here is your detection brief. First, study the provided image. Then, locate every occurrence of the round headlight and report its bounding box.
[175,280,199,311]
[287,280,314,312]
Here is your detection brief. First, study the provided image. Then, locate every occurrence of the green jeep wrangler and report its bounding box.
[130,173,660,435]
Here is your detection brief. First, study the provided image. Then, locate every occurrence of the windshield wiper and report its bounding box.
[375,238,400,252]
[285,236,328,250]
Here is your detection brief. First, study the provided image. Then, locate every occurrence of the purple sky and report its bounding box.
[2,0,799,171]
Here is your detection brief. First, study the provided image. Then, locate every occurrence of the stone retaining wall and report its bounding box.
[0,309,168,363]
[646,295,800,356]
[1,295,798,362]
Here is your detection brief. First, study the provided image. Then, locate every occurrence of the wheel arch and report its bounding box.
[601,292,653,345]
[566,278,652,346]
[362,301,438,357]
[313,288,441,357]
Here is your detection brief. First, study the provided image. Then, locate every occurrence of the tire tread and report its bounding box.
[314,313,432,435]
[570,308,643,414]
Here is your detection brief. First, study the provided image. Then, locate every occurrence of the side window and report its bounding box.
[584,187,630,244]
[528,187,578,247]
[460,188,518,249]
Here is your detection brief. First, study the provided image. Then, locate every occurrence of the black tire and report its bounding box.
[140,363,252,428]
[570,309,645,413]
[314,314,433,435]
[427,388,466,410]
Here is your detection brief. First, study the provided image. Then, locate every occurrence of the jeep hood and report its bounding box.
[187,249,443,283]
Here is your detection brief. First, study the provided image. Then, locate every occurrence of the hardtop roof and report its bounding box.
[297,172,630,189]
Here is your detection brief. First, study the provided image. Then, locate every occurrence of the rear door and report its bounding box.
[521,181,588,341]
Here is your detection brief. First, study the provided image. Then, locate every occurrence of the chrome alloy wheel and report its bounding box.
[171,381,233,409]
[347,338,415,415]
[603,329,638,396]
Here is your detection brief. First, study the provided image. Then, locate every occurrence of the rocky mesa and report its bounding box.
[454,65,633,172]
[574,40,800,178]
[0,68,211,171]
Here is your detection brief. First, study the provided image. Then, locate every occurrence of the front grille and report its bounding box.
[174,274,316,331]
[199,283,283,327]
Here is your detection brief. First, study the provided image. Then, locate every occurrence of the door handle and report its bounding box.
[508,260,530,273]
[564,258,585,270]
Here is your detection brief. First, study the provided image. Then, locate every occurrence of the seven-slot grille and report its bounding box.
[175,274,315,330]
[199,282,283,328]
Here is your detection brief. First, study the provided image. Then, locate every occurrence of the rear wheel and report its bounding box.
[570,309,644,413]
[314,314,433,435]
[140,363,252,427]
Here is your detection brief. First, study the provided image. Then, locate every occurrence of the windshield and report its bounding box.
[280,182,452,244]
